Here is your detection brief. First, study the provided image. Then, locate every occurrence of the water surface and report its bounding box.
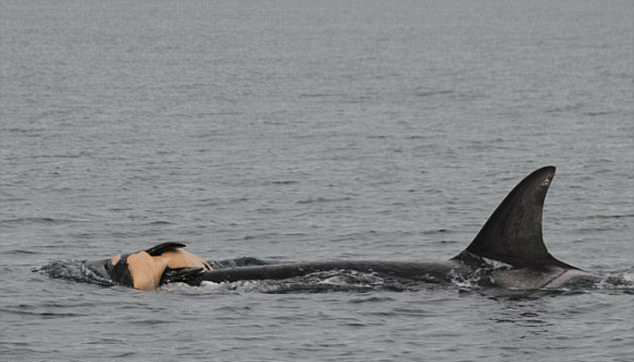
[1,1,633,361]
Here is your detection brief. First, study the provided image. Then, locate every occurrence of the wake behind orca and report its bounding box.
[40,166,619,291]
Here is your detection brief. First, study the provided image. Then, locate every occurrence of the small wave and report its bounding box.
[545,103,584,113]
[240,232,309,243]
[145,220,174,225]
[271,180,299,185]
[422,228,452,235]
[299,93,345,98]
[35,260,114,287]
[348,296,395,304]
[0,193,27,202]
[429,240,459,245]
[594,273,634,290]
[242,233,276,241]
[584,111,614,117]
[296,196,352,204]
[0,217,86,225]
[112,352,137,358]
[6,249,39,255]
[415,89,454,97]
[2,217,57,225]
[131,319,175,326]
[582,213,634,220]
[3,127,47,134]
[198,280,262,293]
[0,307,86,319]
[449,268,487,290]
[391,307,432,316]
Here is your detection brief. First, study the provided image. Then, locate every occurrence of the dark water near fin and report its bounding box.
[2,0,633,361]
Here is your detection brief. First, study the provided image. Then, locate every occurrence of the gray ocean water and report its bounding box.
[1,0,633,361]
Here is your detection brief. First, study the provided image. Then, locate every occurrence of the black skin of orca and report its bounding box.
[188,166,590,288]
[190,260,464,284]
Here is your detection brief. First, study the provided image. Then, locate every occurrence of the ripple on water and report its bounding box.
[0,306,88,319]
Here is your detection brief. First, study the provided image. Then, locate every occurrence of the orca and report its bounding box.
[82,242,214,290]
[189,166,600,290]
[80,242,274,290]
[77,166,601,291]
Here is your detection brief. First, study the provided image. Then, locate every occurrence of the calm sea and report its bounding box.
[1,1,633,361]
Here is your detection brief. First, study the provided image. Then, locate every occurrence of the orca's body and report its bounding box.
[191,166,599,289]
[79,166,601,290]
[194,260,462,284]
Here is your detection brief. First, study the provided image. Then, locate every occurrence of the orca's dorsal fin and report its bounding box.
[145,242,187,256]
[455,166,576,269]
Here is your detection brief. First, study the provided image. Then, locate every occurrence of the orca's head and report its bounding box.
[83,254,133,287]
[81,242,210,290]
